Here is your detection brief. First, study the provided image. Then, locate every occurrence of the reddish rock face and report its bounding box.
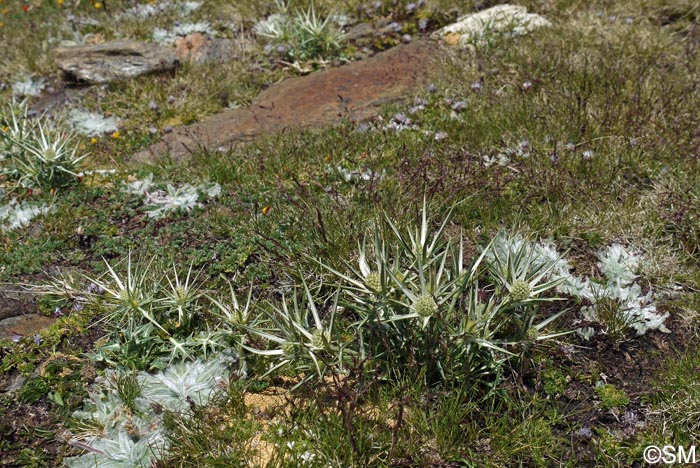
[134,41,439,162]
[175,33,210,63]
[0,315,57,341]
[175,33,234,64]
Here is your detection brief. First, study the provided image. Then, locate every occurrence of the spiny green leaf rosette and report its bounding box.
[484,232,571,346]
[241,279,352,390]
[1,101,87,189]
[85,256,242,371]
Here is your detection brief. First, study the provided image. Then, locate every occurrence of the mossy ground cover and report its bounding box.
[1,0,699,466]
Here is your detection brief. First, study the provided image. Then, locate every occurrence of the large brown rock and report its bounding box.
[135,40,439,162]
[0,314,56,341]
[54,40,178,84]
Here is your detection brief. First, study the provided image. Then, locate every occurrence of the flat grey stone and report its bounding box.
[54,40,178,84]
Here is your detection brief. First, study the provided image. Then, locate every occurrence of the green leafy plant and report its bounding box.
[595,383,630,409]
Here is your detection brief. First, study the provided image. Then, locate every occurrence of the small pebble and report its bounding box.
[86,283,104,295]
[401,34,412,43]
[576,427,593,440]
[393,112,408,124]
[451,100,467,112]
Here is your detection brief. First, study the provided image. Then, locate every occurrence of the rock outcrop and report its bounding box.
[434,4,551,46]
[54,40,178,84]
[135,40,439,162]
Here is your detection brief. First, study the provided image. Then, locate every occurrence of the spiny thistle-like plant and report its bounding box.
[294,3,347,59]
[208,280,259,376]
[484,232,571,345]
[1,101,87,189]
[1,100,34,159]
[253,0,347,62]
[485,232,567,303]
[89,253,161,333]
[242,280,348,388]
[252,201,571,388]
[84,255,236,370]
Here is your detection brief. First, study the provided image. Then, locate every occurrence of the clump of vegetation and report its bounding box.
[84,256,240,370]
[65,355,236,468]
[253,0,347,62]
[1,101,87,189]
[595,383,630,410]
[243,204,570,390]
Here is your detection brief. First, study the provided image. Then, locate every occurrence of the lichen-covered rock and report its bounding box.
[433,4,551,46]
[54,40,178,84]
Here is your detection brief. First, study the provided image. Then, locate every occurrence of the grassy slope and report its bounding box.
[1,0,699,466]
